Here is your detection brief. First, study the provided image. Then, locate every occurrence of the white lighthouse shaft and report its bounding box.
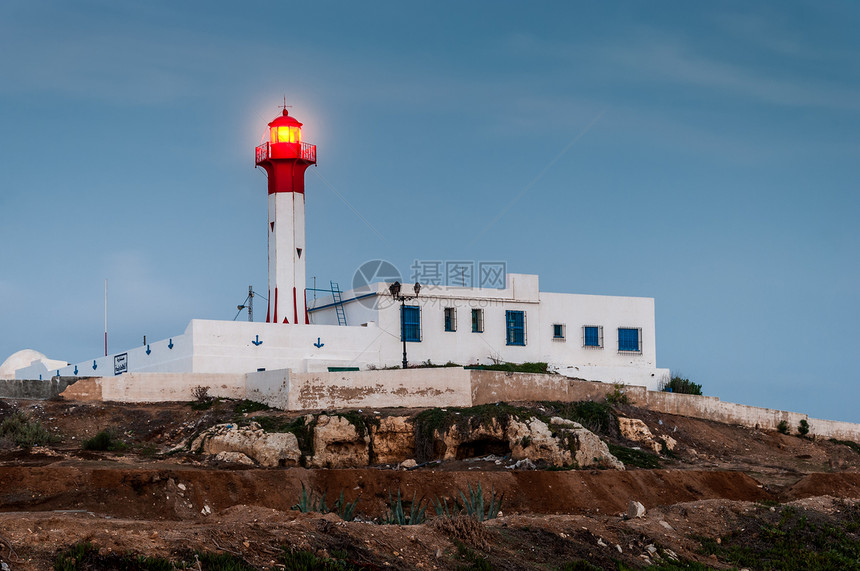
[267,191,306,324]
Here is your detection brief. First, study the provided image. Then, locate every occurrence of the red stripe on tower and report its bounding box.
[293,287,298,325]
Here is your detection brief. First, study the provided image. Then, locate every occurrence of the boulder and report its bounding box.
[191,422,300,467]
[309,414,370,468]
[618,417,677,454]
[214,451,255,465]
[627,500,646,519]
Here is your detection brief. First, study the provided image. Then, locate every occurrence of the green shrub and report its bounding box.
[830,439,860,455]
[291,484,359,521]
[458,482,503,522]
[542,401,617,436]
[605,384,630,405]
[0,411,57,448]
[777,420,790,435]
[560,561,602,571]
[82,430,127,452]
[468,362,550,374]
[797,419,810,437]
[660,375,703,395]
[383,488,427,525]
[280,548,368,570]
[608,444,661,469]
[233,399,270,414]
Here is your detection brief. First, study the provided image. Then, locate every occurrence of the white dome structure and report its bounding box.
[0,349,68,380]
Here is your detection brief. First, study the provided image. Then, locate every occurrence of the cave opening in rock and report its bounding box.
[456,438,512,460]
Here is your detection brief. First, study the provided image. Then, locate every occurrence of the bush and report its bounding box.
[777,420,790,435]
[0,411,57,448]
[189,385,215,410]
[467,362,550,374]
[660,375,703,395]
[605,384,630,405]
[798,419,810,437]
[82,430,127,452]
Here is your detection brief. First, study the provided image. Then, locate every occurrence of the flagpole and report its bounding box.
[104,279,108,357]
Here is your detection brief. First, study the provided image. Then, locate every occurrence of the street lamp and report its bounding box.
[389,281,421,369]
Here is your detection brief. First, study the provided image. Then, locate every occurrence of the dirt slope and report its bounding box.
[1,397,859,569]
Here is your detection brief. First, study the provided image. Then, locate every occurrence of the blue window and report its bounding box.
[401,305,421,342]
[506,310,526,346]
[471,308,484,333]
[444,307,456,332]
[553,324,565,340]
[618,328,641,352]
[584,325,602,348]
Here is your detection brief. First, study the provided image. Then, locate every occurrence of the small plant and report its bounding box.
[470,361,549,374]
[82,429,127,452]
[333,489,359,522]
[280,548,367,570]
[798,419,810,437]
[233,399,270,414]
[432,495,460,518]
[383,488,427,525]
[0,411,57,448]
[605,384,630,405]
[608,444,661,469]
[660,374,703,395]
[560,561,603,571]
[190,385,214,410]
[191,385,210,402]
[777,420,790,435]
[291,484,358,521]
[458,482,503,522]
[292,483,328,513]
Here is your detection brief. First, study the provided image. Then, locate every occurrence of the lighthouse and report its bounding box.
[255,109,317,324]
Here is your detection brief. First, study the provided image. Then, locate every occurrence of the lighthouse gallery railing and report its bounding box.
[255,141,317,163]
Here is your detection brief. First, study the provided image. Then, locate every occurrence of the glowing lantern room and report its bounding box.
[268,110,302,144]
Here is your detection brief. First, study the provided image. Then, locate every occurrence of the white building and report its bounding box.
[14,272,668,389]
[11,108,669,390]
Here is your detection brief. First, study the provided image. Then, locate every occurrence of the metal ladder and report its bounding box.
[331,281,347,326]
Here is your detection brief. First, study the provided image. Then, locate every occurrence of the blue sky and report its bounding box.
[1,1,858,421]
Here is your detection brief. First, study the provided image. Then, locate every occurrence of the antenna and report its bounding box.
[278,96,292,114]
[235,286,266,321]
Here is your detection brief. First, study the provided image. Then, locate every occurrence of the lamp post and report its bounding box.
[389,281,421,369]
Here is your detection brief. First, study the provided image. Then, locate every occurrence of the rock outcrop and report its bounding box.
[308,414,370,468]
[191,422,300,467]
[369,416,414,464]
[190,411,623,470]
[430,415,623,470]
[618,417,677,454]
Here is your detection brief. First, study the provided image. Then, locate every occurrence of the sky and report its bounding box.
[1,1,858,421]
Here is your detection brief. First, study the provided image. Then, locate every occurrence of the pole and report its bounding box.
[248,285,254,322]
[401,298,408,369]
[104,279,108,356]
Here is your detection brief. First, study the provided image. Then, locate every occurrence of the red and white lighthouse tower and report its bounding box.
[255,109,317,324]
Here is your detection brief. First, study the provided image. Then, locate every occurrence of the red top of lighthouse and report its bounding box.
[255,108,317,194]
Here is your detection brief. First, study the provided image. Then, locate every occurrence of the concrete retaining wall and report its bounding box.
[283,368,472,411]
[0,377,79,400]
[46,367,860,443]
